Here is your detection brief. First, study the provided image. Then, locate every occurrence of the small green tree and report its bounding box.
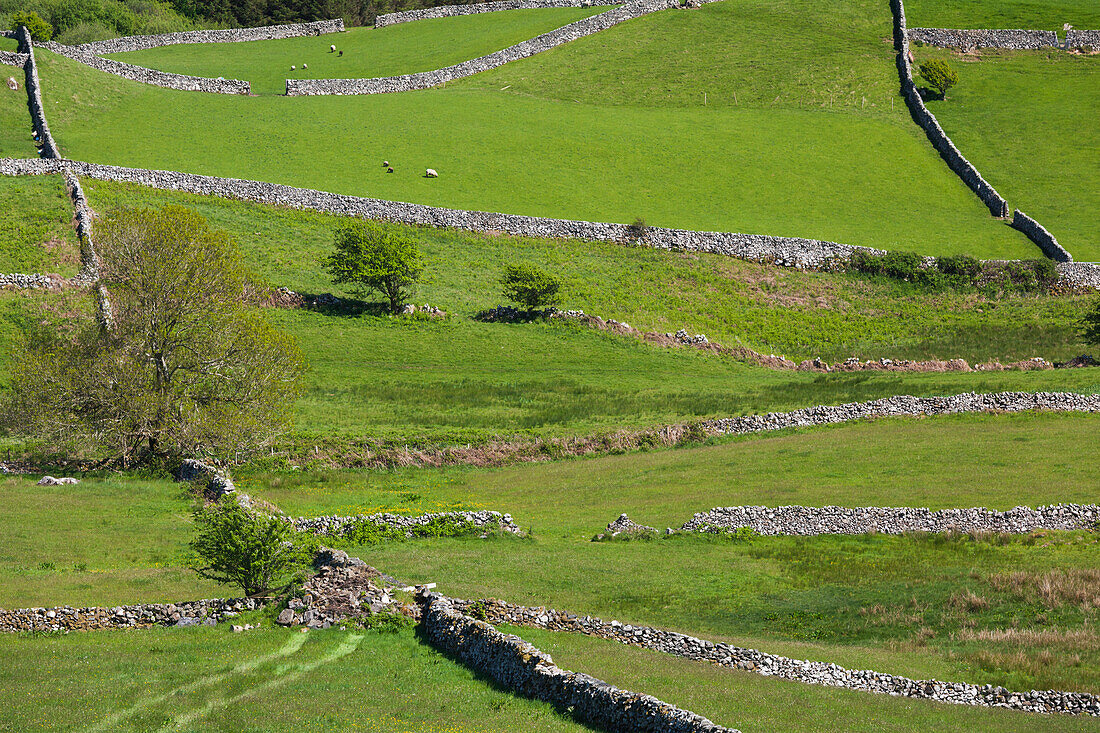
[919,58,958,99]
[500,263,563,310]
[11,11,52,41]
[325,222,424,313]
[191,498,304,596]
[1081,299,1100,347]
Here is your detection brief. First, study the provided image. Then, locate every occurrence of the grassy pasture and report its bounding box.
[0,625,587,732]
[34,14,1033,258]
[107,8,611,96]
[85,180,1094,361]
[917,48,1100,261]
[0,68,34,159]
[905,0,1100,29]
[519,626,1100,732]
[0,175,81,275]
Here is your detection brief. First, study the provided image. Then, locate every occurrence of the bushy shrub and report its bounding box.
[191,498,307,596]
[500,263,563,310]
[624,217,649,244]
[919,58,959,99]
[849,251,924,281]
[935,254,981,280]
[10,10,52,40]
[325,222,423,313]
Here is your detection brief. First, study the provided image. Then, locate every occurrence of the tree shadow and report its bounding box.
[916,86,945,102]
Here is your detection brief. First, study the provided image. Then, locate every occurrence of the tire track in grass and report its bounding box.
[156,632,365,730]
[87,631,309,732]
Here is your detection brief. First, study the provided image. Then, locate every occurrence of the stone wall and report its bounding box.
[16,28,60,159]
[701,391,1100,438]
[676,503,1100,536]
[0,596,264,632]
[292,510,522,537]
[288,0,713,95]
[420,592,742,732]
[1067,29,1100,49]
[450,596,1100,716]
[74,19,344,55]
[890,2,1009,219]
[1012,209,1070,262]
[0,50,29,66]
[3,158,1099,287]
[907,28,1057,49]
[376,0,591,28]
[0,272,55,288]
[39,41,250,94]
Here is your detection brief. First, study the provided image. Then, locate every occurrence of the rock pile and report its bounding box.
[675,504,1100,536]
[447,596,1100,717]
[420,592,741,732]
[291,510,522,538]
[37,476,79,486]
[175,458,235,499]
[0,597,264,633]
[276,549,409,628]
[592,513,656,540]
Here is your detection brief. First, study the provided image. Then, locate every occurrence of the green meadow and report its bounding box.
[904,0,1100,29]
[108,7,611,95]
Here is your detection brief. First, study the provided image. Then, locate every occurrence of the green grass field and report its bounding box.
[107,8,611,95]
[32,0,1037,258]
[0,625,588,732]
[905,0,1100,29]
[0,175,81,275]
[917,48,1100,261]
[0,67,35,159]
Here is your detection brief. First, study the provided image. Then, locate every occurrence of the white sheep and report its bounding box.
[425,168,438,178]
[290,65,296,71]
[330,44,336,52]
[302,63,307,69]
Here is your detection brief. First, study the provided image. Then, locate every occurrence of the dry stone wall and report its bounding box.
[701,391,1100,438]
[376,0,593,27]
[1012,209,1070,262]
[0,597,264,632]
[450,596,1100,716]
[420,592,741,732]
[292,510,522,537]
[0,50,28,66]
[890,1,1009,219]
[677,504,1100,536]
[39,41,250,94]
[3,157,1100,287]
[907,28,1057,49]
[288,0,713,95]
[16,28,60,159]
[1067,30,1100,48]
[74,19,344,55]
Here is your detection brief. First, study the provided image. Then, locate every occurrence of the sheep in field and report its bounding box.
[330,44,336,52]
[425,169,438,178]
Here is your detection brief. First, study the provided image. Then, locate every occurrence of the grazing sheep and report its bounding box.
[330,44,336,52]
[339,50,343,57]
[382,160,390,167]
[387,167,394,173]
[425,168,438,178]
[291,65,296,71]
[302,63,308,69]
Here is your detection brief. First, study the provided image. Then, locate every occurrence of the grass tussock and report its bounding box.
[989,568,1100,610]
[954,626,1100,651]
[948,588,991,613]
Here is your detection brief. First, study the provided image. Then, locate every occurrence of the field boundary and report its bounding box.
[287,0,712,95]
[444,594,1100,716]
[420,591,742,732]
[72,19,344,55]
[908,28,1057,49]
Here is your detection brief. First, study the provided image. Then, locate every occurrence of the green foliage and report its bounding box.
[500,262,563,310]
[190,497,305,596]
[919,58,959,99]
[10,10,51,40]
[325,221,424,314]
[354,610,415,632]
[0,205,305,465]
[1,0,198,44]
[338,515,480,546]
[1081,299,1100,347]
[466,599,490,621]
[935,254,981,280]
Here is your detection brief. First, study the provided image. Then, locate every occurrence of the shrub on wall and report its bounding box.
[919,58,959,99]
[325,221,424,313]
[1081,299,1100,347]
[500,262,563,311]
[10,10,52,40]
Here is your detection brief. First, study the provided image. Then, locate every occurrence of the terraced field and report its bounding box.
[2,0,1099,730]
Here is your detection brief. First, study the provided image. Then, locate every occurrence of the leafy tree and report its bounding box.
[500,262,563,310]
[919,58,959,99]
[1082,300,1100,347]
[324,221,424,313]
[11,11,52,41]
[1,206,304,466]
[191,497,305,595]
